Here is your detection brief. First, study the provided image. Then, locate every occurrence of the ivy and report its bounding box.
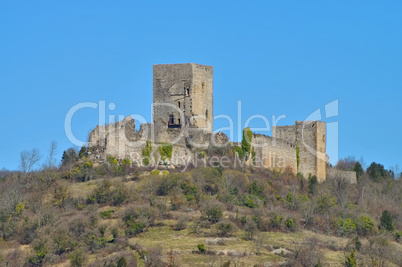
[158,143,173,161]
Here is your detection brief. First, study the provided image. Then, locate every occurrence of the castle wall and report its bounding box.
[251,134,297,174]
[327,167,357,184]
[273,121,327,182]
[272,125,297,144]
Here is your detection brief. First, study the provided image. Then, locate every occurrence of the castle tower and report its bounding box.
[273,121,327,182]
[153,63,213,134]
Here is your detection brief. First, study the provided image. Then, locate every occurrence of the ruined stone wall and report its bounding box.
[88,116,142,160]
[327,167,357,184]
[251,134,297,174]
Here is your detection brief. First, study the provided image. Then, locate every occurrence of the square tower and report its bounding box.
[153,63,213,133]
[273,121,327,182]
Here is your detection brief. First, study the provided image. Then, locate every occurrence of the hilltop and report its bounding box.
[0,146,400,266]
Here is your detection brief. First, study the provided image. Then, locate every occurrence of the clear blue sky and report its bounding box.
[1,1,401,171]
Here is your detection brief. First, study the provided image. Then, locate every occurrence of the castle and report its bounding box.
[88,63,356,183]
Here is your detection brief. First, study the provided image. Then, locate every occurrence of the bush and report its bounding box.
[357,215,376,236]
[150,169,160,175]
[217,222,234,236]
[344,249,357,267]
[270,214,283,229]
[173,217,187,231]
[308,175,318,195]
[158,143,173,161]
[180,180,199,203]
[197,243,206,253]
[380,210,394,231]
[285,217,296,231]
[338,218,356,237]
[69,249,85,267]
[241,194,259,208]
[28,240,48,265]
[87,181,111,204]
[54,230,76,255]
[125,222,145,237]
[204,205,223,223]
[100,209,115,219]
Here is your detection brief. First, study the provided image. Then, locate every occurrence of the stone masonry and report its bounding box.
[87,63,356,183]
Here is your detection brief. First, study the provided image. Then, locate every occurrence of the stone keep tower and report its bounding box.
[273,121,327,182]
[153,63,213,134]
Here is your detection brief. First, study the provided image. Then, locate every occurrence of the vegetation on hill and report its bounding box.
[0,146,400,266]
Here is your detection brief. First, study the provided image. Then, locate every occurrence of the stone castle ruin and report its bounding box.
[88,63,356,183]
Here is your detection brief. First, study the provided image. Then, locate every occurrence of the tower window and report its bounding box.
[169,115,174,124]
[186,88,190,96]
[205,109,209,119]
[178,119,181,125]
[178,101,181,108]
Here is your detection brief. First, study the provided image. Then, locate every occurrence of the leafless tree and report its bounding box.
[44,141,58,170]
[19,148,41,179]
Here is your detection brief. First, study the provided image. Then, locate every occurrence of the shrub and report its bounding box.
[357,215,376,236]
[156,174,180,196]
[380,210,394,231]
[150,169,160,175]
[338,218,356,237]
[270,214,283,229]
[87,181,111,204]
[395,231,402,242]
[125,222,145,237]
[180,180,199,203]
[241,194,259,208]
[308,175,318,195]
[173,217,187,231]
[158,143,173,161]
[285,217,296,231]
[69,249,85,267]
[117,257,128,267]
[344,249,357,267]
[100,209,115,219]
[197,243,206,253]
[54,230,76,255]
[28,240,49,265]
[204,205,223,223]
[217,222,234,236]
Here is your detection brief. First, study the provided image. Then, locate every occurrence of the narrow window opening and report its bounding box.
[178,118,181,125]
[178,101,181,108]
[186,88,190,96]
[169,115,174,125]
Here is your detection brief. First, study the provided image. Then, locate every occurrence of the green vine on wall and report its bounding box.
[296,142,300,171]
[158,143,173,161]
[142,141,152,166]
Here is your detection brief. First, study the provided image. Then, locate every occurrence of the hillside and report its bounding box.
[0,149,401,266]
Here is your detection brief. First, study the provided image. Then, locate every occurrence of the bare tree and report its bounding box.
[44,141,58,170]
[19,148,41,175]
